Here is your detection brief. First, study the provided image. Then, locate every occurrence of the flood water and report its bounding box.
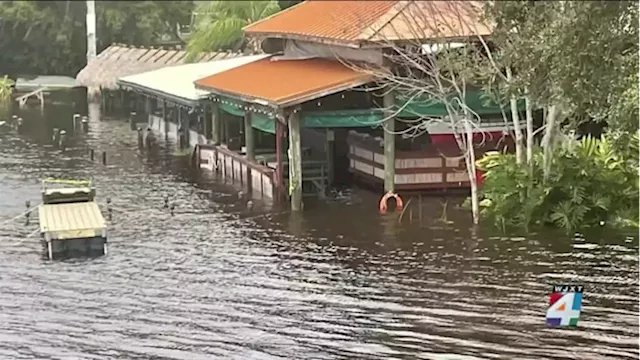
[0,98,638,360]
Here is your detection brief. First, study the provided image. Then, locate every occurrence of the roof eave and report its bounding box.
[194,82,280,110]
[277,77,374,108]
[245,32,367,49]
[118,79,201,109]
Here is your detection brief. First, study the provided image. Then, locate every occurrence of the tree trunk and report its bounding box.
[525,94,534,165]
[462,120,480,225]
[506,68,524,165]
[542,105,559,180]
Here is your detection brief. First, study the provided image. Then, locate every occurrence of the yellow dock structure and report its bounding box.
[38,179,108,259]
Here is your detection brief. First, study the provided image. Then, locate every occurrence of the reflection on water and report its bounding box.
[0,99,638,359]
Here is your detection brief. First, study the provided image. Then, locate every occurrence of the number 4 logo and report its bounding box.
[546,292,583,327]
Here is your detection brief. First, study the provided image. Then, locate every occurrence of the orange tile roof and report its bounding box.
[244,1,399,45]
[194,57,373,107]
[244,1,491,46]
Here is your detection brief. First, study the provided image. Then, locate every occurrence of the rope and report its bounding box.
[0,203,41,227]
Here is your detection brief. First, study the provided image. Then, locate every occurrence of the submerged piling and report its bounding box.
[16,117,24,133]
[81,116,89,133]
[129,111,137,130]
[59,130,67,151]
[101,151,107,165]
[52,128,60,145]
[137,127,143,147]
[90,148,95,161]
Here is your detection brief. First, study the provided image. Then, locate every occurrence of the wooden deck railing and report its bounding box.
[196,144,276,199]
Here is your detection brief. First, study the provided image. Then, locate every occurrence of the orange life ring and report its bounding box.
[379,191,404,214]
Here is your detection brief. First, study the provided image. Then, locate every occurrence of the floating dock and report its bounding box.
[38,179,107,260]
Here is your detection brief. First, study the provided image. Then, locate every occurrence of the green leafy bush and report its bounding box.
[477,133,639,232]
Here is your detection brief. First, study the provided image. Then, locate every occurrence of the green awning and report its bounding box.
[251,114,276,134]
[216,90,522,133]
[396,90,526,117]
[218,97,276,134]
[303,109,383,128]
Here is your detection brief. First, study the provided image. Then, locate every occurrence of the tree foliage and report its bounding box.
[477,134,639,233]
[0,1,193,77]
[186,1,280,60]
[484,1,639,131]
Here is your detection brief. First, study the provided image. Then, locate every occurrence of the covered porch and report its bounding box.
[194,55,377,211]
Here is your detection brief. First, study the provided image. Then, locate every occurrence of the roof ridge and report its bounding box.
[360,0,408,42]
[243,0,308,33]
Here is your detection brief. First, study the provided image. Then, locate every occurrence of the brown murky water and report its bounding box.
[0,98,638,360]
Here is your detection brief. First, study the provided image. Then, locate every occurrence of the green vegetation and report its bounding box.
[470,1,639,233]
[0,75,14,102]
[477,134,639,233]
[186,1,280,60]
[0,1,192,76]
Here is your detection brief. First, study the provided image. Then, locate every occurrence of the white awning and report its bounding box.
[117,54,270,106]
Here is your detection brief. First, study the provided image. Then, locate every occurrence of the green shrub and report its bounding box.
[477,133,639,232]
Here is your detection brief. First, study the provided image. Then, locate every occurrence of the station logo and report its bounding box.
[546,284,583,327]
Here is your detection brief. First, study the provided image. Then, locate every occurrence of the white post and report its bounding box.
[86,0,97,63]
[86,0,99,101]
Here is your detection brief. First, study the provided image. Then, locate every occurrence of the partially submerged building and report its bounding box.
[114,1,527,211]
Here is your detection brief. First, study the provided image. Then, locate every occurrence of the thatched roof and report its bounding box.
[75,44,242,90]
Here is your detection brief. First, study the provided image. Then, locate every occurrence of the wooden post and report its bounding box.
[162,100,168,136]
[244,111,255,161]
[383,91,396,192]
[203,106,211,140]
[177,107,182,147]
[276,118,285,201]
[145,96,151,118]
[211,102,220,145]
[326,129,335,186]
[184,109,191,148]
[288,109,303,211]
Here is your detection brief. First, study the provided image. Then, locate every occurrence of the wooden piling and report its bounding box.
[90,148,94,160]
[129,111,137,130]
[102,151,107,165]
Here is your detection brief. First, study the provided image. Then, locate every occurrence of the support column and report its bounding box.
[244,111,255,160]
[211,102,221,145]
[162,100,168,136]
[276,119,285,201]
[288,109,303,211]
[184,110,191,148]
[383,91,396,192]
[203,106,211,140]
[223,111,231,146]
[145,96,151,117]
[325,129,335,186]
[177,107,183,147]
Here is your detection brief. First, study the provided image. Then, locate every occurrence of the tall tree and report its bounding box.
[483,0,639,177]
[0,1,193,77]
[186,1,280,60]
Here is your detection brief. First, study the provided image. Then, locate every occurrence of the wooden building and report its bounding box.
[190,1,524,211]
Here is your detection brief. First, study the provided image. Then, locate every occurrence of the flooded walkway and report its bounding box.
[0,100,638,359]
